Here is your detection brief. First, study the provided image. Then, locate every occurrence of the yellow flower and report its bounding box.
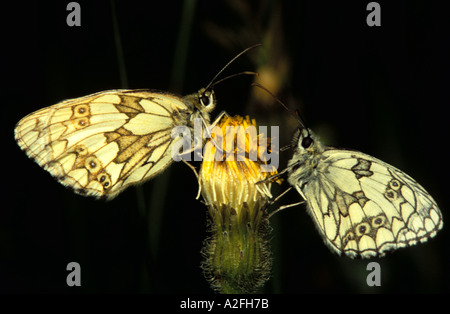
[199,115,278,294]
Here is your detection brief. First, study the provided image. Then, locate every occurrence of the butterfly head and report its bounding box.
[292,128,324,154]
[287,127,325,185]
[193,44,261,121]
[294,128,312,150]
[182,88,216,125]
[198,88,216,113]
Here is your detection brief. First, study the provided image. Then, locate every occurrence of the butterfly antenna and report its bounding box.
[210,71,258,88]
[251,82,307,129]
[204,43,262,91]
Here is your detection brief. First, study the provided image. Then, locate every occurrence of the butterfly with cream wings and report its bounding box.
[283,119,443,259]
[14,45,259,200]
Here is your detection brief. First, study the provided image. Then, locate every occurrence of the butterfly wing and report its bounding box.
[15,89,191,199]
[300,149,443,258]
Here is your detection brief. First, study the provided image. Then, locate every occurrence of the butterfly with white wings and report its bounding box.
[283,123,443,259]
[14,45,259,200]
[15,88,217,200]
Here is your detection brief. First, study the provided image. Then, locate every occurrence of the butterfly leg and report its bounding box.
[209,110,230,128]
[269,200,305,218]
[203,111,231,157]
[267,186,306,218]
[270,186,293,204]
[180,159,204,200]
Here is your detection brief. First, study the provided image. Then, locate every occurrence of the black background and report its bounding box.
[1,0,448,295]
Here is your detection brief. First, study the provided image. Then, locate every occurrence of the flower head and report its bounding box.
[199,115,278,293]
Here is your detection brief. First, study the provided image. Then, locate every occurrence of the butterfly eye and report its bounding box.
[301,136,313,149]
[200,92,211,107]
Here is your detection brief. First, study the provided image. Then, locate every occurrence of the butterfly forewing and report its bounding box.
[287,128,443,258]
[15,89,212,200]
